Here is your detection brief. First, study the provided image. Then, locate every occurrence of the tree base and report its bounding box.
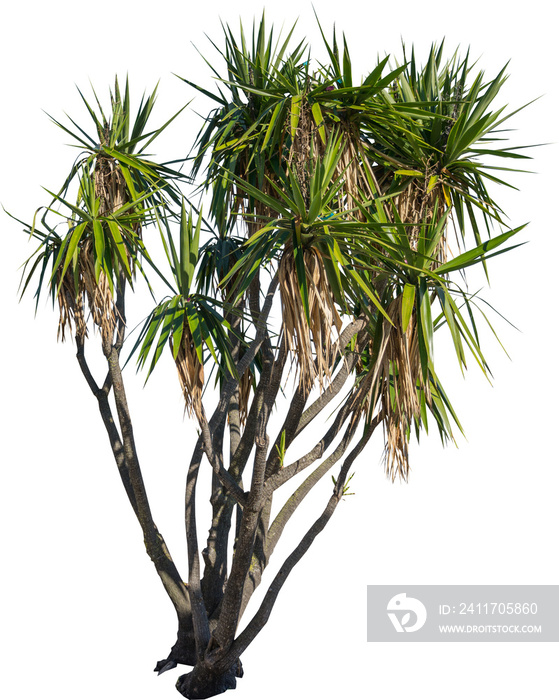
[176,664,239,699]
[155,630,198,674]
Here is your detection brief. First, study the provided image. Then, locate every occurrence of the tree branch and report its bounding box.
[199,412,247,507]
[185,439,211,659]
[267,409,385,557]
[75,335,138,516]
[265,381,363,494]
[100,286,191,623]
[204,273,279,453]
[212,414,381,672]
[265,381,310,477]
[208,282,287,654]
[295,318,368,436]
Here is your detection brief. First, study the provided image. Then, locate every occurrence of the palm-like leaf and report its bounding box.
[370,44,531,252]
[134,292,235,418]
[17,21,531,480]
[132,206,240,416]
[18,78,187,343]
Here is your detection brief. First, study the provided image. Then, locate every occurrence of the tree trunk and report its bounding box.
[154,621,198,674]
[176,660,242,699]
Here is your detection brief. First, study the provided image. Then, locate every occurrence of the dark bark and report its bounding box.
[209,329,288,654]
[193,282,277,620]
[227,322,370,617]
[265,382,310,477]
[200,395,235,617]
[155,621,198,673]
[199,413,246,507]
[265,383,361,494]
[75,262,382,699]
[75,287,196,671]
[201,488,236,617]
[209,433,268,653]
[76,337,138,513]
[176,660,242,699]
[104,340,191,622]
[185,439,212,660]
[219,414,381,669]
[235,408,367,618]
[199,299,244,616]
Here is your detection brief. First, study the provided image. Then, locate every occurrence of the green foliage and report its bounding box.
[16,17,530,477]
[16,78,189,344]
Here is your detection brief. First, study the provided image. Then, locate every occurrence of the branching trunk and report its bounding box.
[186,439,212,660]
[205,415,381,678]
[75,288,196,671]
[201,302,245,618]
[104,333,191,621]
[209,335,287,654]
[75,263,384,699]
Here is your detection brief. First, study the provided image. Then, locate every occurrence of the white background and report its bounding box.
[1,1,557,699]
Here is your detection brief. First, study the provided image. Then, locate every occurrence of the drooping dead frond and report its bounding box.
[355,295,431,481]
[55,240,118,344]
[56,269,87,342]
[237,365,254,426]
[279,245,342,390]
[381,296,430,481]
[172,326,204,420]
[81,241,118,345]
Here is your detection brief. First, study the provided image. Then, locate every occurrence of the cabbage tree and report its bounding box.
[15,16,530,699]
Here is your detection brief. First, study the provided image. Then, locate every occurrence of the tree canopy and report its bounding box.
[14,14,531,699]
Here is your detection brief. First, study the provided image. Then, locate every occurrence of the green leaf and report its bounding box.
[179,202,192,295]
[137,301,170,370]
[92,220,105,282]
[150,297,180,374]
[170,307,186,360]
[106,220,132,278]
[262,99,285,150]
[434,226,525,275]
[394,169,423,177]
[311,102,326,144]
[401,283,415,333]
[346,266,393,324]
[415,279,433,381]
[187,308,205,364]
[427,175,438,193]
[419,279,434,360]
[57,222,87,288]
[342,36,352,87]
